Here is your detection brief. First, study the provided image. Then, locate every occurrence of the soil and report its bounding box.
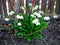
[0,21,60,45]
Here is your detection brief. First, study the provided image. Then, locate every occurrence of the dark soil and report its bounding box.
[0,21,60,45]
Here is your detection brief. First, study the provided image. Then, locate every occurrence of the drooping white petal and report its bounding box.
[33,5,38,10]
[33,12,38,15]
[35,22,40,26]
[34,12,42,17]
[16,15,24,19]
[9,11,14,15]
[31,14,35,17]
[39,11,44,14]
[33,7,38,10]
[28,3,32,7]
[5,18,10,21]
[53,15,58,19]
[20,16,24,19]
[35,5,39,9]
[32,19,39,23]
[37,14,42,17]
[18,23,22,26]
[36,13,42,18]
[16,15,20,19]
[44,17,50,21]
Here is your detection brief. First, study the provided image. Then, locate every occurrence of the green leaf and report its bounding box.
[30,18,35,30]
[10,10,49,41]
[24,36,32,41]
[17,32,26,36]
[32,32,42,39]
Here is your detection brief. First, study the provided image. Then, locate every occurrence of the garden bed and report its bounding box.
[0,21,60,45]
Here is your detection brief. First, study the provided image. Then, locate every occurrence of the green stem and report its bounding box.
[22,23,48,36]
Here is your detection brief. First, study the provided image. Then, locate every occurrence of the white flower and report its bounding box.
[39,11,44,14]
[16,15,20,19]
[34,12,42,17]
[33,8,37,10]
[9,11,14,15]
[5,18,10,21]
[53,15,58,19]
[36,13,42,18]
[16,15,24,19]
[33,5,38,10]
[35,5,39,9]
[32,19,39,24]
[35,22,40,26]
[20,16,24,19]
[44,17,50,21]
[28,3,32,7]
[32,19,40,25]
[37,14,42,18]
[31,14,35,17]
[33,12,37,15]
[18,23,22,26]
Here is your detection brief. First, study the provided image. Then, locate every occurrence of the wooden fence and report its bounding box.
[0,0,59,19]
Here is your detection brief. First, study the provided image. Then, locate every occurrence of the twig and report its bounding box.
[11,35,16,45]
[1,0,5,19]
[6,0,10,18]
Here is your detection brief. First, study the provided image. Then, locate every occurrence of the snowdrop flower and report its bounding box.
[31,14,35,17]
[33,5,38,10]
[16,15,24,19]
[37,14,42,18]
[44,17,50,21]
[35,5,39,9]
[53,15,58,19]
[33,8,37,10]
[33,12,37,15]
[16,15,20,19]
[5,18,10,21]
[36,13,42,18]
[32,19,39,24]
[9,11,14,15]
[18,23,22,26]
[28,3,32,7]
[35,22,40,26]
[20,16,24,19]
[32,19,40,25]
[39,11,44,14]
[34,12,42,18]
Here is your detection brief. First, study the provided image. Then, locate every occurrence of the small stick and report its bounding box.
[1,0,5,19]
[53,0,57,14]
[24,0,26,14]
[11,35,16,45]
[6,0,10,18]
[9,0,14,10]
[46,0,49,14]
[39,0,42,11]
[32,0,35,12]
